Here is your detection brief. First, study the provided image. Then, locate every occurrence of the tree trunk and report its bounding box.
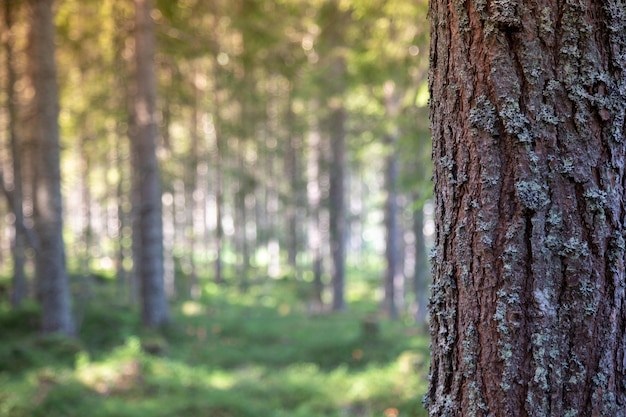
[328,91,347,312]
[213,83,224,286]
[382,81,403,319]
[412,198,428,324]
[131,0,169,327]
[3,0,27,307]
[307,104,324,306]
[29,0,74,335]
[427,0,626,415]
[382,133,401,319]
[285,86,300,276]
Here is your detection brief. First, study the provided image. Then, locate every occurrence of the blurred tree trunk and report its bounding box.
[382,81,402,319]
[187,70,201,298]
[28,0,74,335]
[427,0,626,415]
[306,102,324,306]
[131,0,169,327]
[285,85,300,277]
[328,69,347,311]
[212,78,225,286]
[412,197,429,323]
[3,0,27,307]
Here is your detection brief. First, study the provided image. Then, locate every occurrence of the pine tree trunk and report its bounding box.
[3,0,27,307]
[29,0,74,335]
[382,82,402,319]
[327,54,348,312]
[427,0,626,415]
[412,199,429,324]
[285,87,300,276]
[328,97,347,312]
[131,0,169,327]
[307,103,324,306]
[383,133,401,319]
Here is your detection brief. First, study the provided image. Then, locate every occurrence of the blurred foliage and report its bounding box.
[0,276,429,417]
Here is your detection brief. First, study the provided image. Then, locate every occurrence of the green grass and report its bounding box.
[0,280,429,417]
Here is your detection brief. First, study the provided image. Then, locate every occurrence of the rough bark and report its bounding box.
[427,0,626,415]
[131,0,169,327]
[29,0,74,335]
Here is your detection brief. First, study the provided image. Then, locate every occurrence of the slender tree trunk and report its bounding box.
[307,103,324,306]
[427,0,626,415]
[285,86,300,276]
[213,93,224,286]
[29,0,74,335]
[328,91,347,312]
[382,134,401,319]
[112,128,130,302]
[131,0,169,327]
[3,0,27,307]
[188,80,200,298]
[412,198,429,323]
[235,138,251,291]
[382,82,403,319]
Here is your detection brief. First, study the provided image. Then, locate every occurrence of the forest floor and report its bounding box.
[0,277,429,417]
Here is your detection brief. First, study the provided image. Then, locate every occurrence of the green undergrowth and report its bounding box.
[0,283,429,417]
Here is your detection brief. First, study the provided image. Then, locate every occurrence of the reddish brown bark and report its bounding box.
[427,0,626,415]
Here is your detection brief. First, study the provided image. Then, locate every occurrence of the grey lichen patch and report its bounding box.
[557,157,575,176]
[439,155,459,185]
[546,207,562,226]
[453,0,471,33]
[494,286,522,392]
[603,1,626,70]
[539,7,554,36]
[469,95,499,135]
[567,354,587,386]
[526,390,550,417]
[533,365,549,391]
[559,236,590,259]
[439,155,455,171]
[608,231,626,272]
[583,188,608,214]
[462,323,478,376]
[515,180,549,210]
[477,219,496,232]
[519,46,543,86]
[537,103,559,126]
[434,395,456,417]
[499,98,533,143]
[479,153,501,187]
[467,381,489,417]
[527,150,541,174]
[489,0,521,28]
[474,0,488,19]
[591,370,620,416]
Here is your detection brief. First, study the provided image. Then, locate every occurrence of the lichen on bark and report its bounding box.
[427,0,626,415]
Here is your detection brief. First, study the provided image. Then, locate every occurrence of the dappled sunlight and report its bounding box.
[180,301,203,316]
[0,292,429,416]
[1,0,433,414]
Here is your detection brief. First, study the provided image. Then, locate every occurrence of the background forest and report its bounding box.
[0,0,432,416]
